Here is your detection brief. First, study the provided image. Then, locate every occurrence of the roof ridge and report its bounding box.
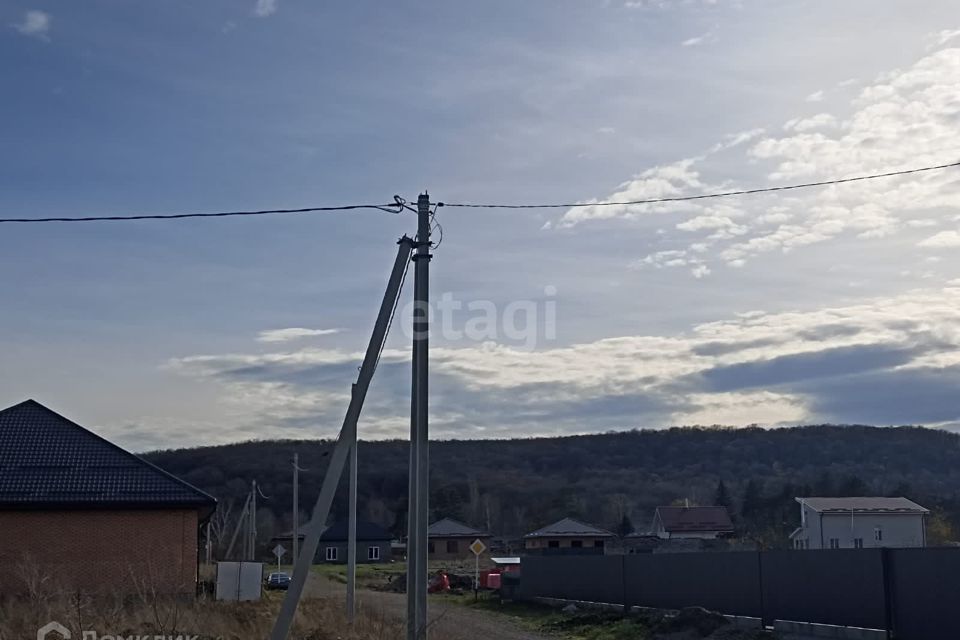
[0,400,216,508]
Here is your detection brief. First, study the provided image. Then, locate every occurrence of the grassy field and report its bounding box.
[0,590,400,640]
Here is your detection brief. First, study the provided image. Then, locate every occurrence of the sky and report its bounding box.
[3,1,960,450]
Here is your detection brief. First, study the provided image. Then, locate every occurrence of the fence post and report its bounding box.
[757,551,767,628]
[621,553,628,615]
[881,547,894,639]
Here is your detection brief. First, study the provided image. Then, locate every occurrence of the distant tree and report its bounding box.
[927,508,957,546]
[617,514,634,537]
[888,481,913,498]
[813,472,833,496]
[741,479,762,519]
[838,475,869,496]
[714,480,731,508]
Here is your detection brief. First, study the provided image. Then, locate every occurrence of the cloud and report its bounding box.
[681,29,717,47]
[558,44,960,274]
[253,0,278,18]
[163,284,960,444]
[12,10,50,40]
[805,90,825,102]
[918,230,960,248]
[928,29,960,49]
[256,327,341,343]
[783,113,837,133]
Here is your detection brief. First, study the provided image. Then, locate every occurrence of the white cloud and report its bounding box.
[783,113,837,133]
[12,10,50,40]
[673,391,806,426]
[681,29,717,47]
[918,230,960,248]
[805,90,825,102]
[167,284,960,442]
[928,29,960,49]
[253,0,278,18]
[557,43,960,273]
[256,327,341,343]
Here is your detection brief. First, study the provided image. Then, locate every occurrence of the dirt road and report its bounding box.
[303,571,549,640]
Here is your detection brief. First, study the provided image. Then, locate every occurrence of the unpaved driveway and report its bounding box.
[303,571,549,640]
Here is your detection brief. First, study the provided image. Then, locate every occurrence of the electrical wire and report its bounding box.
[4,160,958,224]
[0,196,410,224]
[430,203,443,250]
[436,160,960,210]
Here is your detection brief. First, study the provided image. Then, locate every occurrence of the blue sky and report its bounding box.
[4,1,960,450]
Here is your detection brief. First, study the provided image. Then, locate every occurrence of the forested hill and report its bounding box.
[144,425,960,548]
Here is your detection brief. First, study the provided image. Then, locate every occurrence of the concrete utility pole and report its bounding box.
[270,236,415,640]
[292,453,299,565]
[224,492,251,560]
[347,390,358,622]
[250,479,257,560]
[406,192,432,640]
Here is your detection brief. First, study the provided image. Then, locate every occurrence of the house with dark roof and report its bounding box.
[314,520,392,564]
[0,400,216,596]
[790,497,928,550]
[427,518,491,560]
[652,506,735,540]
[523,517,615,555]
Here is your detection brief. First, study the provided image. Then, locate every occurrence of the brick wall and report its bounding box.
[0,508,199,596]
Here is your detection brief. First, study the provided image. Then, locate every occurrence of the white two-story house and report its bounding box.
[790,497,928,550]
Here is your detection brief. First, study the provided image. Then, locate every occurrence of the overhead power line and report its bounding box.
[0,198,409,224]
[436,160,960,209]
[2,160,958,224]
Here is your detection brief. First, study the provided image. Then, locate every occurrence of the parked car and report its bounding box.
[265,572,291,590]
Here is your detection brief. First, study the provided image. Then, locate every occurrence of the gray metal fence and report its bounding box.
[516,547,960,640]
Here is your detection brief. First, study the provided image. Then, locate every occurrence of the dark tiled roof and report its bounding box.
[525,517,615,538]
[320,520,392,542]
[0,400,215,510]
[428,518,488,538]
[655,506,734,533]
[797,497,929,514]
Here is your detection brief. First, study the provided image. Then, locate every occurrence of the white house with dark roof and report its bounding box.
[524,517,615,554]
[790,497,928,550]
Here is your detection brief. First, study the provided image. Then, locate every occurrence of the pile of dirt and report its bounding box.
[643,607,777,640]
[374,572,407,593]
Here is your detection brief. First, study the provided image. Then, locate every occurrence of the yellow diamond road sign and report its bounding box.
[469,538,486,556]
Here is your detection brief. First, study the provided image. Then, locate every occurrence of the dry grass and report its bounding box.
[0,591,402,640]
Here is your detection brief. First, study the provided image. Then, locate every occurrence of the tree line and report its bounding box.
[143,424,960,555]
